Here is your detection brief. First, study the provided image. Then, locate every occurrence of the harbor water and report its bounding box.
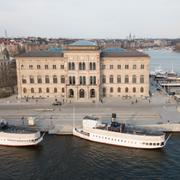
[145,49,180,73]
[1,49,180,180]
[0,134,180,180]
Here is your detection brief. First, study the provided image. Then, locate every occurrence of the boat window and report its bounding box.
[153,143,156,146]
[146,143,148,145]
[150,143,152,145]
[157,143,160,146]
[161,142,164,146]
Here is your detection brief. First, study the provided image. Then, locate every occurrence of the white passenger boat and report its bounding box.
[73,114,171,149]
[0,120,44,146]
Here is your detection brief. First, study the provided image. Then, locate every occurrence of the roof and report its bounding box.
[70,40,97,46]
[101,48,149,58]
[48,47,63,53]
[17,50,63,57]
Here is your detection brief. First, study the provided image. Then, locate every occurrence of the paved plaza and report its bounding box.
[0,90,180,134]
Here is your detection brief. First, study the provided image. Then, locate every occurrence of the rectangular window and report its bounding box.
[102,75,106,83]
[117,75,121,83]
[45,65,48,69]
[22,79,26,84]
[141,64,144,69]
[133,65,136,69]
[61,76,65,83]
[110,65,113,69]
[37,65,41,69]
[109,75,114,83]
[101,65,106,69]
[53,65,56,69]
[117,65,121,69]
[29,65,33,69]
[140,75,144,83]
[61,65,64,69]
[30,76,34,84]
[125,65,129,69]
[125,75,129,83]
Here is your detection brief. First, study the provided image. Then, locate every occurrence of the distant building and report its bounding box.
[16,40,150,102]
[0,48,17,97]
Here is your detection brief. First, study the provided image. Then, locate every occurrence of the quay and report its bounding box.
[0,91,180,135]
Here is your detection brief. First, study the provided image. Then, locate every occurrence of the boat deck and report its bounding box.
[0,125,38,134]
[96,122,164,136]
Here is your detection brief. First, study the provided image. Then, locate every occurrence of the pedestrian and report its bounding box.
[135,99,138,103]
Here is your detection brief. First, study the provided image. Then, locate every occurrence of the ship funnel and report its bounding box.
[111,113,116,122]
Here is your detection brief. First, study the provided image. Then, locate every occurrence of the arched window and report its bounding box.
[140,87,144,93]
[133,87,136,93]
[53,75,58,83]
[125,75,129,83]
[117,87,121,93]
[46,88,50,93]
[37,75,42,84]
[90,89,96,98]
[109,75,114,83]
[140,75,144,83]
[31,88,34,93]
[132,75,136,83]
[38,88,42,93]
[125,87,128,93]
[54,88,57,93]
[23,88,27,93]
[79,89,85,98]
[69,89,74,98]
[110,87,113,93]
[45,75,50,83]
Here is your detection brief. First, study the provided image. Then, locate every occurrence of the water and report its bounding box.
[145,49,180,73]
[1,49,180,179]
[0,135,180,180]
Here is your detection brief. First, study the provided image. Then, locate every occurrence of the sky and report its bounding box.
[0,0,180,39]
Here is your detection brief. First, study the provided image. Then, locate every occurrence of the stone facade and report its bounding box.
[16,40,150,102]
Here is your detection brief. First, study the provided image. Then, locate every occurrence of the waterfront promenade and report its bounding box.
[0,91,180,134]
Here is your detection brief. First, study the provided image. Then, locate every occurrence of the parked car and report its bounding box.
[52,101,62,106]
